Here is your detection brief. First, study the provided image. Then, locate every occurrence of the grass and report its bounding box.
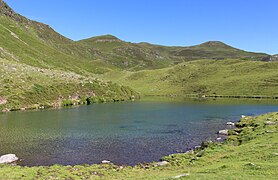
[0,112,277,179]
[0,56,139,111]
[99,59,278,97]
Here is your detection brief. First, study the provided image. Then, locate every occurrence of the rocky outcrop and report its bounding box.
[262,55,278,62]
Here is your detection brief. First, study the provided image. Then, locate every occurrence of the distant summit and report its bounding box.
[199,41,235,49]
[79,35,122,43]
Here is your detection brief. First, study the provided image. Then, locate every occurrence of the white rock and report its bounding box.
[173,173,190,179]
[101,160,111,164]
[227,122,235,126]
[218,129,229,136]
[217,137,222,141]
[156,161,169,166]
[241,115,246,118]
[265,121,277,125]
[0,154,19,164]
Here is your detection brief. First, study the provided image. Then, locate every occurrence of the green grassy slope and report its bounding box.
[0,56,138,111]
[100,59,278,97]
[1,112,277,179]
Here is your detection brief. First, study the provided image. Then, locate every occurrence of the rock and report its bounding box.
[217,137,222,141]
[241,115,246,118]
[265,121,277,125]
[196,150,205,157]
[101,160,111,164]
[155,161,169,166]
[0,154,19,164]
[218,129,229,136]
[227,122,235,126]
[172,173,190,179]
[0,97,7,105]
[1,108,10,112]
[194,145,202,149]
[245,162,258,167]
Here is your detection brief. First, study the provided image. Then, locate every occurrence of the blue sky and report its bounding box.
[5,0,278,54]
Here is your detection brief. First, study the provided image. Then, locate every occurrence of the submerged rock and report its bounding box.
[218,129,229,136]
[0,154,19,164]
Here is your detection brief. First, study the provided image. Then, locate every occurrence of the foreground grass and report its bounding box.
[0,112,277,179]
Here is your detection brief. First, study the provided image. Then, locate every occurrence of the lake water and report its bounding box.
[0,98,277,166]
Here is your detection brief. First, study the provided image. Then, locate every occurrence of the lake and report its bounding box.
[0,98,277,166]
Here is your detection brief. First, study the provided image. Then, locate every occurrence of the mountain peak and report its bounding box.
[79,34,122,44]
[199,41,232,48]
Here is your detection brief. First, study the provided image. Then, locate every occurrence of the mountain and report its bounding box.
[78,37,269,70]
[0,1,139,111]
[0,0,268,73]
[0,0,276,111]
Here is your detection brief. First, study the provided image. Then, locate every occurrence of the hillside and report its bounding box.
[99,59,278,97]
[0,1,139,111]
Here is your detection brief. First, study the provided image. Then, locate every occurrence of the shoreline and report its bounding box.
[2,94,278,113]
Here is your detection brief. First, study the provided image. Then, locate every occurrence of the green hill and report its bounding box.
[78,37,268,70]
[0,1,138,111]
[99,59,278,98]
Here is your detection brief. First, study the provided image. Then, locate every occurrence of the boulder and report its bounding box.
[0,154,19,164]
[218,129,229,136]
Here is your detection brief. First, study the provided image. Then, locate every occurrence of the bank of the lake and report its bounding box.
[0,112,277,179]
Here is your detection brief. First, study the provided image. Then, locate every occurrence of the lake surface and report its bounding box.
[0,98,277,166]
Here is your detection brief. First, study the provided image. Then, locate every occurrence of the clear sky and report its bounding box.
[5,0,278,54]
